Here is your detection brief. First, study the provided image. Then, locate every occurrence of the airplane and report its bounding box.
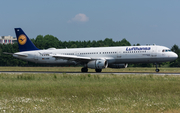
[4,28,178,72]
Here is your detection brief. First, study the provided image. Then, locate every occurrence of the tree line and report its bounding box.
[0,34,179,67]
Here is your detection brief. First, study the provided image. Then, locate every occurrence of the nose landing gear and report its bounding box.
[155,63,160,72]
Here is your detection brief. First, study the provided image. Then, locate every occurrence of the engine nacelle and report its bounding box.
[108,64,128,68]
[87,59,108,69]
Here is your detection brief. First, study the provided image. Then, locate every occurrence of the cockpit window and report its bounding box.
[162,49,171,52]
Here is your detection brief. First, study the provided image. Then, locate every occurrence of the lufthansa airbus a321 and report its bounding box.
[4,28,178,72]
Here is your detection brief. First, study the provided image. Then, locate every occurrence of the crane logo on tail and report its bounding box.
[18,35,27,45]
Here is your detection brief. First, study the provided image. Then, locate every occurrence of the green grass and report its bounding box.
[0,73,180,112]
[0,66,180,73]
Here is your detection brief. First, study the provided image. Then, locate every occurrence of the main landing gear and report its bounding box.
[155,63,160,72]
[95,69,102,72]
[81,67,88,72]
[81,68,102,73]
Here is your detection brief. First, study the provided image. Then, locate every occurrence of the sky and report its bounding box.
[0,0,180,48]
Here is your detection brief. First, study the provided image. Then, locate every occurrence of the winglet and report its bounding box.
[15,28,39,52]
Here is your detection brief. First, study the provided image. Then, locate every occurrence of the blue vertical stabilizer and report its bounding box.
[15,28,39,52]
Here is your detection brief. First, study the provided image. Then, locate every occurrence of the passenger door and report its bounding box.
[117,50,122,59]
[151,47,157,62]
[151,47,157,57]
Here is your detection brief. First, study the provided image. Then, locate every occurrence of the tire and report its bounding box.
[95,69,102,72]
[155,69,160,72]
[81,68,88,72]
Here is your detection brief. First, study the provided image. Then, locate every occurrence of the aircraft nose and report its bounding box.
[171,52,178,60]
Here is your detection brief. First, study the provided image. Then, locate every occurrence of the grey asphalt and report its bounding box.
[0,71,180,75]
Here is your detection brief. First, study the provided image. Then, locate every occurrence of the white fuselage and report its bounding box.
[13,45,178,65]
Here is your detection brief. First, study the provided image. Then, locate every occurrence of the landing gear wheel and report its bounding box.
[81,68,88,72]
[95,69,102,73]
[155,69,160,72]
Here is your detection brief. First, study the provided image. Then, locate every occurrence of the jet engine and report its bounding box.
[87,59,108,69]
[108,64,128,68]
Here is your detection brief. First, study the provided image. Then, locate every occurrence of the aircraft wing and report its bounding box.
[50,54,92,62]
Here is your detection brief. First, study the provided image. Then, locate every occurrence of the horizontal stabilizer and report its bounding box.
[3,52,13,55]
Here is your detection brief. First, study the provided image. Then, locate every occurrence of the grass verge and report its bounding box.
[0,73,180,112]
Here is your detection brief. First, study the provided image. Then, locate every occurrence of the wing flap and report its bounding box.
[50,54,91,61]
